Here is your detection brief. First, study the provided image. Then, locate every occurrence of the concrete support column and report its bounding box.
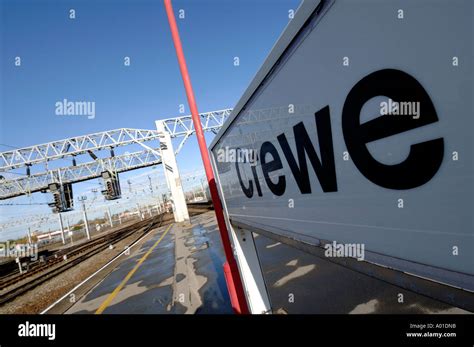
[58,213,66,244]
[82,207,91,240]
[107,207,113,227]
[155,120,189,223]
[27,227,32,245]
[136,203,143,221]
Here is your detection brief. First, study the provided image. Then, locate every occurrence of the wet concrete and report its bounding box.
[63,211,463,314]
[66,212,232,314]
[192,214,233,314]
[253,232,469,314]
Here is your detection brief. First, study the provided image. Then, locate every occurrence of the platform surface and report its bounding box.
[66,212,233,314]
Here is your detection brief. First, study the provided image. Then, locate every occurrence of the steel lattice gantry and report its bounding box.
[0,150,162,199]
[0,109,232,200]
[160,108,231,155]
[0,128,162,171]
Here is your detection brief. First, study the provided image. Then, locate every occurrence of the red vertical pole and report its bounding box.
[163,0,249,314]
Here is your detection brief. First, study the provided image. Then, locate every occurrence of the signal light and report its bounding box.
[48,183,74,213]
[101,171,121,200]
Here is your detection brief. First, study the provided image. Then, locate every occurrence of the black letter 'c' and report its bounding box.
[236,160,253,198]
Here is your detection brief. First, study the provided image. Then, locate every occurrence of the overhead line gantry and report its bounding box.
[0,109,231,201]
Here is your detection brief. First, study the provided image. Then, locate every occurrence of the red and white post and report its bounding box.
[164,0,249,314]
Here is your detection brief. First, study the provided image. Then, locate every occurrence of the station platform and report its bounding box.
[66,212,233,314]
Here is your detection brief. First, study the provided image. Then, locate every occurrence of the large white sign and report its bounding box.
[211,0,473,291]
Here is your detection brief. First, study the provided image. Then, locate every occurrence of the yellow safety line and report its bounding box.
[95,223,173,314]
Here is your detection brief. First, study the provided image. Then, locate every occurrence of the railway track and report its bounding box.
[0,218,157,284]
[0,213,169,305]
[0,202,213,305]
[0,203,213,306]
[0,217,159,290]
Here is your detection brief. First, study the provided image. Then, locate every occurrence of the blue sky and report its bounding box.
[0,0,300,239]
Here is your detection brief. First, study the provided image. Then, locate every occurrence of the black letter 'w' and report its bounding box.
[277,106,337,194]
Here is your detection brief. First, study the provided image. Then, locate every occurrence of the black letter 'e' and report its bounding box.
[342,69,444,190]
[260,142,286,196]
